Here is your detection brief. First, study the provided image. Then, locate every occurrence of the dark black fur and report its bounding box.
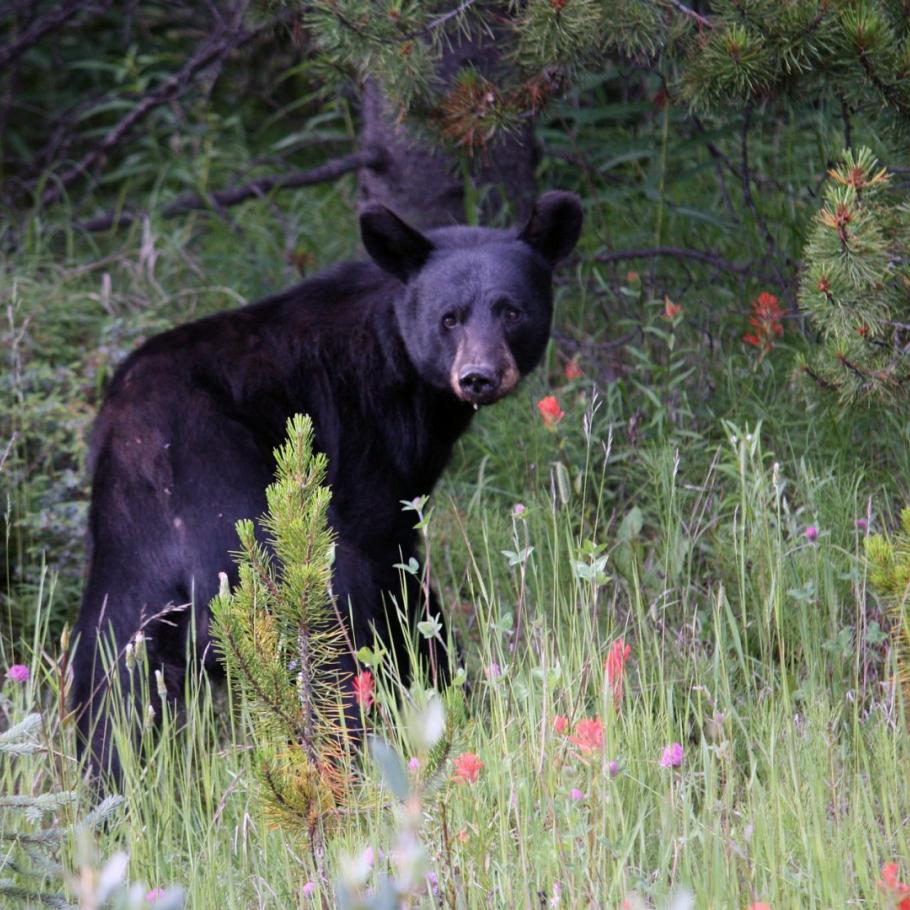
[72,192,582,778]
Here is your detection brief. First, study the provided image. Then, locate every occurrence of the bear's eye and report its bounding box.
[441,313,459,330]
[503,306,522,324]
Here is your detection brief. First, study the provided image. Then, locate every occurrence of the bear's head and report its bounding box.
[360,192,583,405]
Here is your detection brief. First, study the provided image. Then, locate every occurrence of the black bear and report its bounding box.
[72,191,583,778]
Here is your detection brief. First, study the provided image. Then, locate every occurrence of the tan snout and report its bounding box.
[449,338,520,405]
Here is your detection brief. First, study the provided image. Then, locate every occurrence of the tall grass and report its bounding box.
[3,94,909,906]
[2,382,905,906]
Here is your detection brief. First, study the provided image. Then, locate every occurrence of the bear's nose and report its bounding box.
[458,368,497,400]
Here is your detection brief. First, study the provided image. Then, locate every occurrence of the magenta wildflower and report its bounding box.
[6,664,29,684]
[660,743,684,768]
[570,788,584,801]
[550,881,562,907]
[145,888,165,903]
[856,518,869,532]
[608,759,620,778]
[804,525,819,542]
[484,662,502,680]
[513,503,526,516]
[302,882,316,897]
[408,756,420,772]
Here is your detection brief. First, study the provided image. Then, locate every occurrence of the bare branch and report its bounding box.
[77,149,383,232]
[667,0,712,28]
[0,0,112,71]
[37,9,281,208]
[595,246,753,274]
[739,105,794,281]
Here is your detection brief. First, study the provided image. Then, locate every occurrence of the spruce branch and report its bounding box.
[0,713,43,756]
[0,709,139,908]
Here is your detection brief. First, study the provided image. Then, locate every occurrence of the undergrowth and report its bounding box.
[3,83,910,907]
[1,410,905,905]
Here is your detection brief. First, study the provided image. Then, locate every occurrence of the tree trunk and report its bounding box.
[357,30,538,228]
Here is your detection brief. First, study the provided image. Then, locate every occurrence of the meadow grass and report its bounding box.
[3,114,910,906]
[2,382,907,907]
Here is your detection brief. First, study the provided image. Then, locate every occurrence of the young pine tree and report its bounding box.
[797,147,910,407]
[210,415,350,847]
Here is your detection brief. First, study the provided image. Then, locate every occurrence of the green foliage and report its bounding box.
[865,507,910,596]
[210,414,349,838]
[268,0,910,154]
[797,147,910,406]
[514,0,609,73]
[864,508,910,720]
[681,0,910,121]
[334,701,446,910]
[284,0,679,152]
[0,702,177,909]
[2,243,908,903]
[295,1,444,112]
[6,4,910,904]
[683,22,776,105]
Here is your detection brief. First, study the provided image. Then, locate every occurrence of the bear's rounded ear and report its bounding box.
[518,191,583,266]
[360,205,435,282]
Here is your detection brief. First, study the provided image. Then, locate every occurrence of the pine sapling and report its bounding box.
[210,414,350,859]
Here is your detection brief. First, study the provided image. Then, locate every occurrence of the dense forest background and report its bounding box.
[3,2,910,907]
[5,0,909,638]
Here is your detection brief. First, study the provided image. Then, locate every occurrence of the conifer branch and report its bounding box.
[798,147,910,409]
[799,363,837,392]
[414,0,480,39]
[216,622,303,735]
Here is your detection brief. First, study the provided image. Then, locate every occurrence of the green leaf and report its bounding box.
[864,621,887,646]
[369,737,410,801]
[492,611,514,634]
[501,546,534,567]
[356,646,386,668]
[417,614,443,639]
[393,557,420,575]
[617,507,643,543]
[572,556,609,585]
[787,581,816,603]
[822,627,854,658]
